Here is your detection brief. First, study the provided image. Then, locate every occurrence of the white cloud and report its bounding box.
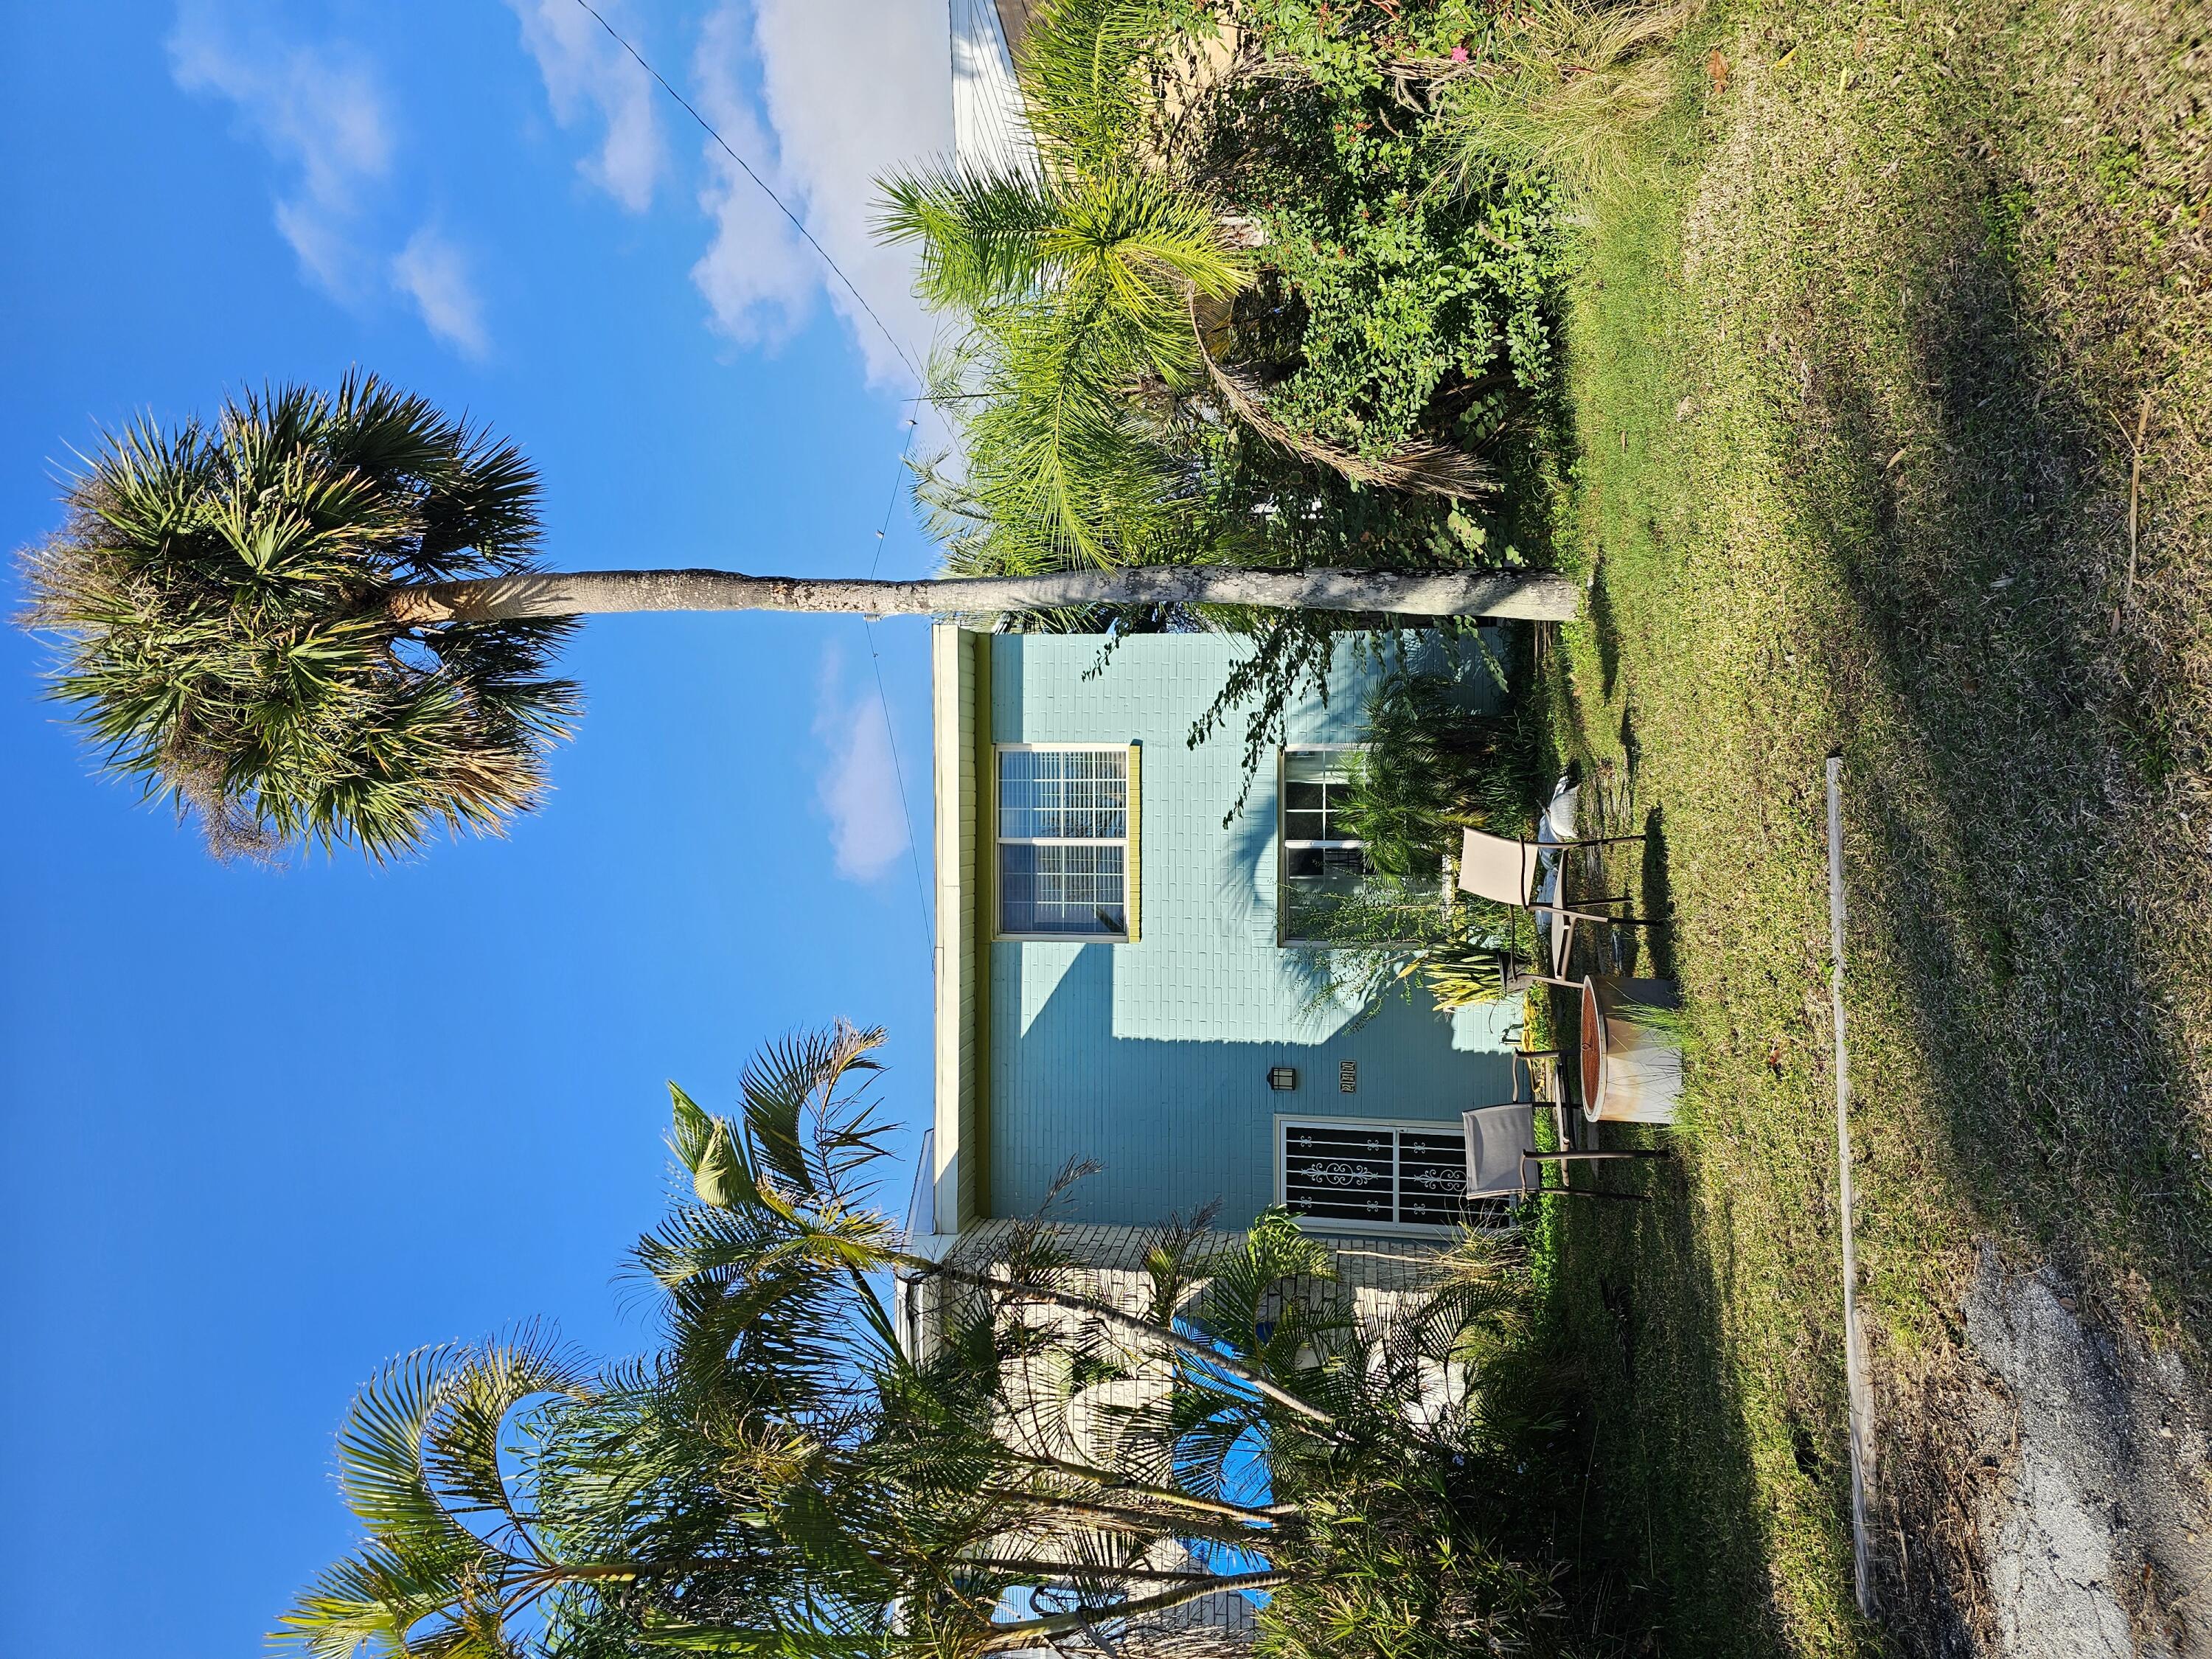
[688,5,818,350]
[392,228,490,358]
[813,644,911,883]
[505,0,664,212]
[690,0,950,385]
[168,5,393,295]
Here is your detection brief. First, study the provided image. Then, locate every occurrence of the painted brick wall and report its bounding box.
[986,633,1519,1228]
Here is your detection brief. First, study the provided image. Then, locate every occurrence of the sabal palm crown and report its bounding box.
[20,372,577,860]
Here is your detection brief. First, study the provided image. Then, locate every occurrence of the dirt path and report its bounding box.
[1883,1252,2212,1655]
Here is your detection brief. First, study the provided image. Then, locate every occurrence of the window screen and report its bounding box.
[998,748,1129,936]
[1280,749,1371,940]
[1281,1119,1470,1228]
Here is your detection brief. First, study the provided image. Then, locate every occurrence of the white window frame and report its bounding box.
[1277,743,1371,947]
[1275,1113,1477,1237]
[994,743,1133,942]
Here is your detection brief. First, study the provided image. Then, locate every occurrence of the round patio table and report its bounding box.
[1579,975,1607,1120]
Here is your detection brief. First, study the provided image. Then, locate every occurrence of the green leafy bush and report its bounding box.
[1210,116,1569,465]
[1211,0,1576,461]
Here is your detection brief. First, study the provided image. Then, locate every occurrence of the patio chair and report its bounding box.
[1457,825,1655,987]
[1461,1103,1672,1206]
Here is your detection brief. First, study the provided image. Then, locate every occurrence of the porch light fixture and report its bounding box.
[1267,1066,1298,1092]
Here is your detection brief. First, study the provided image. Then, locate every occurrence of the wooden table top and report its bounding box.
[1579,976,1605,1119]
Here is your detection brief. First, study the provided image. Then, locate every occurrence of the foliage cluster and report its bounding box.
[282,1024,1572,1659]
[888,0,1583,771]
[880,0,1251,577]
[1238,0,1694,198]
[1257,1472,1568,1659]
[1293,658,1548,1015]
[1213,3,1575,462]
[1342,662,1544,872]
[1233,0,1500,99]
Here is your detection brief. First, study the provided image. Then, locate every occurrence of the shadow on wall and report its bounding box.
[1205,631,1522,1029]
[990,943,1517,1228]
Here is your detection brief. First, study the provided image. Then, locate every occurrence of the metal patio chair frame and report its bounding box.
[1461,1102,1672,1207]
[1458,825,1656,989]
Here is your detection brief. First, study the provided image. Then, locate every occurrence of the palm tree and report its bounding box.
[875,0,1255,572]
[19,375,1576,859]
[279,1022,1540,1659]
[877,0,1500,582]
[876,157,1240,571]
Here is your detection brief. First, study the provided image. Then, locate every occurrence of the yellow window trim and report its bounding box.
[1124,742,1141,944]
[988,742,1139,943]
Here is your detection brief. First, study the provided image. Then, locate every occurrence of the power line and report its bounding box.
[866,426,918,585]
[862,420,934,955]
[563,0,935,950]
[567,0,925,389]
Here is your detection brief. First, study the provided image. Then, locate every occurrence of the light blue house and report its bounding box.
[925,627,1519,1247]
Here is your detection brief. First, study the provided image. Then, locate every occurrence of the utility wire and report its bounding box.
[564,1,935,950]
[863,420,935,954]
[567,0,926,389]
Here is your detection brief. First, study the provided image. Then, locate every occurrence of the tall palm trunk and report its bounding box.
[384,566,1579,625]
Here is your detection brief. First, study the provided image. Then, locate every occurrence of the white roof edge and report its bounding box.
[930,623,973,1234]
[950,0,1040,174]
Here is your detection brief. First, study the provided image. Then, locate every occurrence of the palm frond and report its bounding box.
[1014,0,1180,173]
[18,369,577,860]
[288,1020,1558,1658]
[1193,330,1496,498]
[420,1327,594,1543]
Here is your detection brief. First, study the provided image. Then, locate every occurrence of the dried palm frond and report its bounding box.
[1194,311,1497,498]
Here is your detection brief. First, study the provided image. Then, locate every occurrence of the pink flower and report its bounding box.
[1450,44,1470,60]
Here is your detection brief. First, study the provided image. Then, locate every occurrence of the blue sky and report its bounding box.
[0,3,949,1653]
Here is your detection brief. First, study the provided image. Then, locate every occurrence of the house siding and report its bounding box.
[983,633,1518,1228]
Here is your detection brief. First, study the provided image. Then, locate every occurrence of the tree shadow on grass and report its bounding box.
[1640,804,1678,982]
[1617,699,1642,790]
[1591,557,1624,701]
[1762,130,2212,1650]
[1503,1021,1794,1655]
[1787,152,2212,1321]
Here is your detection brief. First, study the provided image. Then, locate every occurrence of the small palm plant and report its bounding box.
[18,373,1575,861]
[878,0,1252,570]
[883,0,1509,585]
[1341,667,1544,876]
[1293,664,1548,1013]
[281,1023,1548,1658]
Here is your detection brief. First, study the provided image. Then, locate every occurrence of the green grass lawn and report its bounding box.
[1517,0,2212,1648]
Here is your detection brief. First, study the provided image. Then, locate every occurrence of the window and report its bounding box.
[996,746,1133,938]
[1279,1118,1472,1231]
[1279,748,1370,942]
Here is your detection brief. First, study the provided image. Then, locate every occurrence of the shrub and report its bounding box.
[1291,659,1549,1015]
[1345,664,1546,874]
